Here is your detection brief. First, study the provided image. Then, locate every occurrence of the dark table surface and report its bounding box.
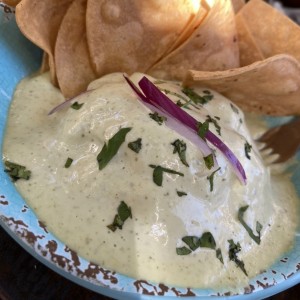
[0,226,299,300]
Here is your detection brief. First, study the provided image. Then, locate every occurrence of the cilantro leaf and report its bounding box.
[207,167,221,192]
[228,239,248,276]
[71,101,84,110]
[64,157,73,168]
[204,153,214,170]
[149,164,184,186]
[244,141,252,160]
[238,205,262,244]
[181,87,213,105]
[171,139,189,167]
[4,160,31,181]
[107,201,132,232]
[149,112,166,125]
[176,246,192,255]
[128,138,142,153]
[199,232,216,249]
[97,127,132,170]
[177,190,187,197]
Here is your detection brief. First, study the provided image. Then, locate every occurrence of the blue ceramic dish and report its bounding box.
[0,5,300,300]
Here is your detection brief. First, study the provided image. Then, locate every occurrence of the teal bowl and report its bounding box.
[1,5,300,300]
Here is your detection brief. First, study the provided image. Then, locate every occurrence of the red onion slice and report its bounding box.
[125,75,246,184]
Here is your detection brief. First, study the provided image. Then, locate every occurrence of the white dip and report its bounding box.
[2,72,299,289]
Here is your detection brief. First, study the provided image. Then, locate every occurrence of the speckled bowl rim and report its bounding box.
[1,5,300,300]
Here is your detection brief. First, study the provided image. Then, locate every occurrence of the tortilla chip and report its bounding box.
[86,0,198,76]
[148,0,239,81]
[15,0,73,85]
[2,0,20,7]
[55,0,97,98]
[235,13,264,66]
[184,54,300,116]
[39,52,50,74]
[237,0,300,62]
[166,4,208,55]
[231,0,245,14]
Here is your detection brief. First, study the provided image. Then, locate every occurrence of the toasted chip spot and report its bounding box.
[101,2,121,22]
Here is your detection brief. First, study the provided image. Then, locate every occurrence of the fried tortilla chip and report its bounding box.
[39,52,50,74]
[235,13,264,66]
[184,54,300,116]
[16,0,73,85]
[231,0,245,14]
[2,0,21,7]
[86,0,199,76]
[237,0,300,62]
[148,0,239,81]
[55,0,97,98]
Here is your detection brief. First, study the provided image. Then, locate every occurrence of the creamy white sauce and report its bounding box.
[3,72,299,289]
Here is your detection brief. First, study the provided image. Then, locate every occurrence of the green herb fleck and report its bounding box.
[238,205,262,244]
[206,115,221,136]
[64,157,73,168]
[207,167,221,192]
[228,239,248,276]
[176,246,192,255]
[244,141,252,160]
[97,127,131,170]
[128,138,142,153]
[182,87,213,105]
[204,153,214,170]
[153,80,166,85]
[149,112,166,125]
[149,164,184,186]
[182,236,200,251]
[177,191,187,197]
[197,121,209,139]
[216,248,224,264]
[71,101,84,110]
[230,103,239,114]
[4,161,31,181]
[171,139,189,167]
[107,201,132,232]
[199,232,216,249]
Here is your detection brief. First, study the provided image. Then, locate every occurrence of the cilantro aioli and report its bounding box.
[3,72,299,289]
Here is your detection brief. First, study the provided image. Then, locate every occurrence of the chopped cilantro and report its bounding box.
[182,236,199,251]
[230,103,239,114]
[216,248,224,264]
[206,115,221,136]
[97,127,131,170]
[107,201,132,232]
[71,101,84,110]
[176,246,192,255]
[177,190,187,197]
[197,120,209,139]
[198,232,216,249]
[182,87,213,105]
[228,239,248,276]
[244,141,252,159]
[204,153,214,170]
[207,167,221,192]
[238,205,262,244]
[128,138,142,153]
[149,112,166,125]
[171,139,189,167]
[177,232,220,260]
[4,160,31,181]
[149,164,184,186]
[64,157,73,168]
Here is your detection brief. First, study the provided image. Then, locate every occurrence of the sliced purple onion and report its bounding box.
[125,75,246,184]
[124,75,214,160]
